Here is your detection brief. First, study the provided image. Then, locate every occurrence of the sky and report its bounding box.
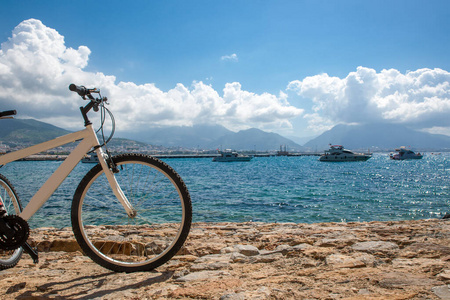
[0,0,449,142]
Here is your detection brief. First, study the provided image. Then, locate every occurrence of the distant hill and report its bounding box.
[0,118,71,146]
[287,134,318,146]
[304,123,450,151]
[1,119,304,152]
[122,124,233,149]
[122,125,304,151]
[214,128,304,151]
[0,119,157,151]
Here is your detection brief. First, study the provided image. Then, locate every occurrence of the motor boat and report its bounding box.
[319,145,372,162]
[390,147,423,160]
[212,150,253,162]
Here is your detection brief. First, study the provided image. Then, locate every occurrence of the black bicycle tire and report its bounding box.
[0,174,24,270]
[71,153,192,272]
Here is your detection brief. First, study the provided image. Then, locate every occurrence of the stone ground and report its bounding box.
[0,219,449,299]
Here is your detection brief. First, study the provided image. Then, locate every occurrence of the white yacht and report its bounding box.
[319,145,372,162]
[212,150,253,162]
[390,147,423,160]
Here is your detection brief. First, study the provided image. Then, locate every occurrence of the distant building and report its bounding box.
[0,142,8,154]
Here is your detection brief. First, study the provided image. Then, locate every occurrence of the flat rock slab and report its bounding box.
[432,285,450,300]
[378,272,441,288]
[352,240,400,252]
[175,270,231,282]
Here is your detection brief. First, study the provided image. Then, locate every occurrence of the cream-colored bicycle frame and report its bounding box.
[0,124,135,221]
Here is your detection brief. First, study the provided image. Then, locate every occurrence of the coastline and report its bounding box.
[1,219,449,299]
[9,152,321,161]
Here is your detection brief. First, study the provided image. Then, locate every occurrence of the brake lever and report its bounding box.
[92,98,102,112]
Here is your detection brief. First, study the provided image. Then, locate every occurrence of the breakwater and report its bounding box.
[11,152,321,160]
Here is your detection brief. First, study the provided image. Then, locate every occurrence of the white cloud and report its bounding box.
[220,53,238,62]
[288,66,450,134]
[0,19,302,133]
[3,19,448,138]
[421,126,450,136]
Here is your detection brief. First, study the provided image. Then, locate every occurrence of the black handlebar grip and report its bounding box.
[69,83,88,97]
[0,110,17,117]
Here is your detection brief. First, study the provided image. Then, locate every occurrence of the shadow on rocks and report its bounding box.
[14,270,173,299]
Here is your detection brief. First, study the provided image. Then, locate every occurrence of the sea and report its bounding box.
[0,153,449,228]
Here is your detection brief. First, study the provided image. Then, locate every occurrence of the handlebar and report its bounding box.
[0,110,17,118]
[69,84,100,98]
[69,84,108,126]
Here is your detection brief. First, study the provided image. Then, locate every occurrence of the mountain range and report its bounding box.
[304,123,450,151]
[0,118,70,146]
[1,118,450,152]
[0,119,304,151]
[121,125,304,151]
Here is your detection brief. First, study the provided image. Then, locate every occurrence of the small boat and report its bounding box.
[82,153,99,163]
[390,147,423,160]
[212,150,253,162]
[319,145,371,162]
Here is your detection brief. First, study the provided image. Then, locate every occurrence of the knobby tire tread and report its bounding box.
[71,154,192,272]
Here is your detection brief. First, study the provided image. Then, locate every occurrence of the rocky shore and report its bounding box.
[1,219,449,299]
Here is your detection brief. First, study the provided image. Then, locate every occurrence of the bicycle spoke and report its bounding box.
[72,154,191,272]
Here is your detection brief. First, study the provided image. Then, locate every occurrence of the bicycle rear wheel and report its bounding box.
[0,174,24,270]
[71,154,192,272]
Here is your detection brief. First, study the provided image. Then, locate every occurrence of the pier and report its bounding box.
[155,153,321,159]
[17,155,67,161]
[11,153,321,161]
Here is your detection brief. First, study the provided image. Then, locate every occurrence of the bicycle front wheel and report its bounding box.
[0,174,24,270]
[71,154,192,272]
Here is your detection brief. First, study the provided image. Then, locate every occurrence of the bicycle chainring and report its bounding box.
[0,215,30,250]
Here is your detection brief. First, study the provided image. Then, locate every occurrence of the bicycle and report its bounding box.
[0,84,192,272]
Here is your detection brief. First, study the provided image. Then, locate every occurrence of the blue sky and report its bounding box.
[1,0,449,142]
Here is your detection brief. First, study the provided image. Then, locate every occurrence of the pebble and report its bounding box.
[233,244,260,256]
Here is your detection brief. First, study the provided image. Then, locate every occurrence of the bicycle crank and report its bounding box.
[0,215,30,250]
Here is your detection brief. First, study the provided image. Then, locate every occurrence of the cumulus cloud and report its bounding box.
[288,66,450,134]
[220,53,238,62]
[0,19,302,133]
[2,19,448,138]
[0,19,94,124]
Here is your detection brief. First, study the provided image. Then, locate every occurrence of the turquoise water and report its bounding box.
[1,153,449,228]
